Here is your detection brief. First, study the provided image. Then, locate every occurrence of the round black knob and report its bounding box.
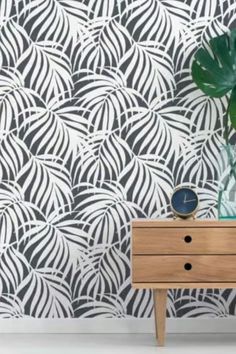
[184,263,192,271]
[184,235,192,243]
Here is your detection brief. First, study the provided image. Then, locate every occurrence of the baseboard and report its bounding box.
[0,318,235,334]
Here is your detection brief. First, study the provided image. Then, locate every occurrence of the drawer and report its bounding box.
[132,255,236,282]
[132,228,236,254]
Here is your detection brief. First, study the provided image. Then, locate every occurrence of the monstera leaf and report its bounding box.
[192,29,236,129]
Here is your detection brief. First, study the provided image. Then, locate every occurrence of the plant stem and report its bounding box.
[224,107,229,145]
[222,144,236,197]
[220,107,236,198]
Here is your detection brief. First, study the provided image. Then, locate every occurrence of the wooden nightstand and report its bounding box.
[132,219,236,346]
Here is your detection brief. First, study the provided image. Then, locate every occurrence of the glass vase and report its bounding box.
[218,144,236,220]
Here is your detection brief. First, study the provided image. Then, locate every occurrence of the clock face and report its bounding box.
[171,188,198,217]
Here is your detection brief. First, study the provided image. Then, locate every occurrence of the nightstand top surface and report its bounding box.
[131,219,236,228]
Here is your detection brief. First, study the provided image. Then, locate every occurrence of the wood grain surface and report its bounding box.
[133,255,236,282]
[132,219,236,228]
[132,227,236,254]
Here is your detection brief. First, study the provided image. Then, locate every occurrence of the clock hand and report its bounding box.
[184,198,197,203]
[184,193,187,203]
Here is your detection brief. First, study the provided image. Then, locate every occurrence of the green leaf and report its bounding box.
[191,30,236,98]
[191,29,236,142]
[191,61,229,97]
[229,86,236,129]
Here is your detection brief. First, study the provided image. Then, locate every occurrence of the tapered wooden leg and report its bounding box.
[153,289,168,346]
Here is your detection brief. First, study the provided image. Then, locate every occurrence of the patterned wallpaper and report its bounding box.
[1,0,236,319]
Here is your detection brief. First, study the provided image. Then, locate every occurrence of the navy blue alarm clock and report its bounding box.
[171,187,198,218]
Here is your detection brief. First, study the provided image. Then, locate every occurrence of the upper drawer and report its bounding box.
[132,227,236,255]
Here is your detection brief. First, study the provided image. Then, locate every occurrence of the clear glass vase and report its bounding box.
[218,144,236,220]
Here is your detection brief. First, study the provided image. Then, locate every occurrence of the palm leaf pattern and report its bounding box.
[1,0,236,319]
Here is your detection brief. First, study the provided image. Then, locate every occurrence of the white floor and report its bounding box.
[0,334,236,354]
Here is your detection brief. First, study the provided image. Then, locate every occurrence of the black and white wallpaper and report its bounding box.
[1,0,236,319]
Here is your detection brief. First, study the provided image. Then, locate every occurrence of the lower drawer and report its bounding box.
[132,255,236,282]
